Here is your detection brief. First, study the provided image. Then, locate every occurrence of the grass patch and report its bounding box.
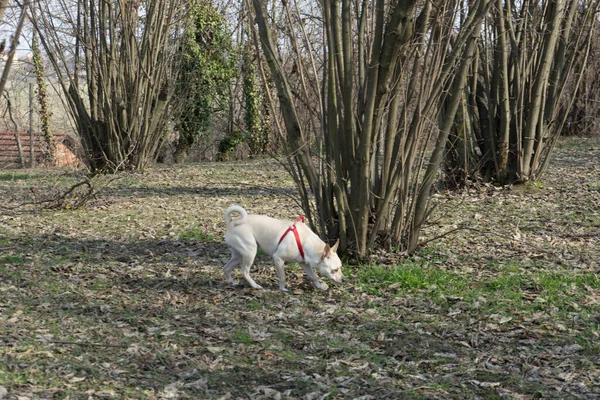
[179,227,216,242]
[524,180,545,191]
[233,329,255,345]
[355,261,600,321]
[355,261,469,296]
[554,136,595,151]
[0,172,42,181]
[0,254,25,265]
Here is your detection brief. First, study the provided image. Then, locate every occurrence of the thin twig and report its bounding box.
[0,174,119,213]
[557,232,600,239]
[418,225,468,247]
[156,354,180,376]
[419,224,558,255]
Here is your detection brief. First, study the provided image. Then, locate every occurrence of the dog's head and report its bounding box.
[316,239,344,283]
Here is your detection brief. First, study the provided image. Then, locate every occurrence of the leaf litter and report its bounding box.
[0,138,599,399]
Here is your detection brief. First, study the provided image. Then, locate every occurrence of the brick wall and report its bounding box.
[0,131,83,168]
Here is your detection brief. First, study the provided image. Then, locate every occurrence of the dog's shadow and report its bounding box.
[221,259,322,292]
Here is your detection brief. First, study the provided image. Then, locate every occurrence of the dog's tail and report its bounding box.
[224,205,248,227]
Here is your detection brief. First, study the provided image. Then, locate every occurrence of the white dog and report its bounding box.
[223,205,344,291]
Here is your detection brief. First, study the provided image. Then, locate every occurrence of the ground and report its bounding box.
[0,137,599,399]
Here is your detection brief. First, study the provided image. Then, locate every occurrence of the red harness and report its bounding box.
[278,216,306,260]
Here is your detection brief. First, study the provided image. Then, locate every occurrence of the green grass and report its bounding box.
[179,227,216,242]
[354,259,600,321]
[0,172,42,181]
[524,180,545,190]
[246,299,263,311]
[233,329,255,345]
[355,260,469,295]
[555,136,596,151]
[0,254,25,265]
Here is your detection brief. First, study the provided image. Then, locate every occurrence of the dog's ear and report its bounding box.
[331,239,340,253]
[322,244,331,259]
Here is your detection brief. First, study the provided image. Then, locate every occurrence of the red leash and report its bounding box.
[278,216,306,260]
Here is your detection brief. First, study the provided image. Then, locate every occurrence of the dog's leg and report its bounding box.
[223,250,241,286]
[273,256,288,291]
[301,263,329,290]
[240,253,262,290]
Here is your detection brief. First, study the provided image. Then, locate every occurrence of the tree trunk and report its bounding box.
[5,94,25,168]
[32,29,54,165]
[29,83,35,167]
[447,0,600,185]
[252,0,491,257]
[520,0,565,179]
[31,0,185,172]
[0,0,30,96]
[411,11,483,252]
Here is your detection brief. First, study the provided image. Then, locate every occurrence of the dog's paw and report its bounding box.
[316,281,329,291]
[279,286,288,292]
[251,284,264,290]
